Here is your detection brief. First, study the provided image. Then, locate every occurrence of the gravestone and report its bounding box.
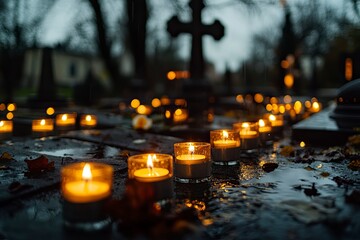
[292,79,360,146]
[167,0,224,126]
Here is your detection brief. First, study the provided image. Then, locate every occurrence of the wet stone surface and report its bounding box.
[0,128,359,239]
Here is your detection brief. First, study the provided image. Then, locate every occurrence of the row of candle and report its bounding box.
[0,114,97,135]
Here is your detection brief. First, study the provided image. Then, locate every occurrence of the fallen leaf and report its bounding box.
[0,152,13,161]
[24,155,54,173]
[348,159,360,171]
[320,172,330,177]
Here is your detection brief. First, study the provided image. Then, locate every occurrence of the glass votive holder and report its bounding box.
[80,114,97,128]
[61,162,113,231]
[210,129,241,165]
[128,153,173,202]
[174,142,211,183]
[0,120,13,140]
[258,119,272,143]
[32,118,54,137]
[234,122,259,150]
[266,114,284,136]
[56,113,77,129]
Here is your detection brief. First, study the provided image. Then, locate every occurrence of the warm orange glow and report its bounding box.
[270,97,278,104]
[62,114,67,121]
[136,105,152,115]
[174,109,183,116]
[266,104,273,112]
[131,99,140,109]
[281,60,289,69]
[284,74,294,89]
[294,101,302,114]
[222,130,229,139]
[7,103,16,112]
[165,110,171,119]
[269,114,276,122]
[279,105,286,114]
[312,102,320,112]
[305,100,311,108]
[259,119,265,128]
[175,98,186,106]
[0,103,6,111]
[285,103,292,111]
[46,107,55,115]
[254,93,264,103]
[345,58,353,81]
[167,71,176,80]
[161,96,171,105]
[151,98,161,108]
[6,112,14,120]
[300,141,306,148]
[236,95,244,103]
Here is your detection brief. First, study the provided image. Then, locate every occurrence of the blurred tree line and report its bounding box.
[0,0,360,103]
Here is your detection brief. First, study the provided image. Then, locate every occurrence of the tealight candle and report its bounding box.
[210,129,241,165]
[258,119,272,143]
[234,122,259,150]
[128,153,173,201]
[0,120,13,133]
[80,114,97,128]
[61,162,113,231]
[32,119,54,132]
[56,113,77,128]
[0,120,12,140]
[174,142,211,183]
[266,114,284,136]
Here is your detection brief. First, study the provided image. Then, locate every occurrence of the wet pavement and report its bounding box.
[0,127,359,239]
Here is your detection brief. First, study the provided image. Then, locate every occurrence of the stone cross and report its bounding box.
[167,0,224,81]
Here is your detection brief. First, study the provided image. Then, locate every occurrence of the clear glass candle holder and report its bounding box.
[80,114,97,128]
[56,113,77,129]
[61,162,113,231]
[234,122,259,150]
[174,142,211,183]
[265,113,284,136]
[0,120,13,140]
[258,119,272,143]
[210,129,241,165]
[128,153,174,202]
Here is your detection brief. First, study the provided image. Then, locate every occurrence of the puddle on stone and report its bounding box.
[33,145,120,159]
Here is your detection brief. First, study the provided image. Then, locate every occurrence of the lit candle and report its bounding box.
[128,153,173,201]
[0,120,13,133]
[56,113,76,127]
[80,114,97,128]
[258,119,272,143]
[210,129,241,165]
[133,154,170,182]
[174,142,211,183]
[213,130,239,148]
[235,122,259,150]
[267,114,284,136]
[32,119,54,132]
[61,162,113,230]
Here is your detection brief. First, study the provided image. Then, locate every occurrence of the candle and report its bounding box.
[32,119,54,132]
[266,114,284,136]
[0,120,13,133]
[174,142,211,183]
[235,122,259,150]
[61,162,113,231]
[210,129,241,165]
[258,119,272,143]
[56,113,76,127]
[80,114,97,128]
[128,154,173,201]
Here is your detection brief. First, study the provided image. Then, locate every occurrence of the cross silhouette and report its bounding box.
[167,0,224,81]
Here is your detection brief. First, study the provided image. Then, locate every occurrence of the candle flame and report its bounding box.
[82,163,92,181]
[259,119,265,127]
[242,122,250,128]
[0,121,3,127]
[40,119,46,126]
[300,141,306,148]
[147,154,156,169]
[85,115,92,121]
[189,144,195,154]
[269,114,276,122]
[222,130,228,139]
[62,114,68,121]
